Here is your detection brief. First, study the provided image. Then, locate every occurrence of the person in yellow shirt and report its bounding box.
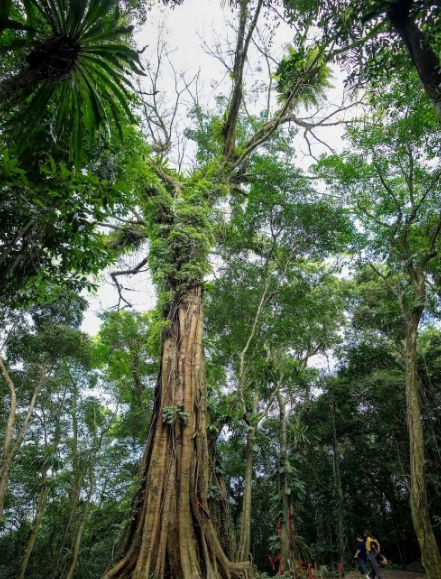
[363,530,383,579]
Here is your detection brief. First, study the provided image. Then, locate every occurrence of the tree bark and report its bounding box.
[222,0,263,162]
[65,458,96,579]
[209,468,235,561]
[405,307,441,578]
[104,287,249,579]
[237,425,255,562]
[17,475,50,579]
[208,424,235,560]
[0,355,16,522]
[388,1,441,123]
[331,397,345,563]
[0,67,45,104]
[0,363,46,522]
[52,386,81,579]
[277,392,290,574]
[18,410,62,579]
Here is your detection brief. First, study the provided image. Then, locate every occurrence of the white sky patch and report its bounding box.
[81,0,355,336]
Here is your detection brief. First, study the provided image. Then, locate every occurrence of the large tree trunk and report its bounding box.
[388,1,441,123]
[104,287,249,579]
[405,308,441,578]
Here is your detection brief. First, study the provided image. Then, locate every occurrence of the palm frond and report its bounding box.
[16,83,56,151]
[1,0,143,162]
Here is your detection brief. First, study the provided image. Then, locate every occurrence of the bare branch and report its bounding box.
[110,257,149,310]
[234,52,324,166]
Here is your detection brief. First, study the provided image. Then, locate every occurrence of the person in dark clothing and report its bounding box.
[354,534,368,576]
[364,530,384,579]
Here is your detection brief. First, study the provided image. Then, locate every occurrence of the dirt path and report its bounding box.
[345,571,423,579]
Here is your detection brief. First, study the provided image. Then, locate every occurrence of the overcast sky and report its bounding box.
[80,0,350,338]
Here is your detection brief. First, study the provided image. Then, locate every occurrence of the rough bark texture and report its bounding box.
[209,468,235,562]
[104,287,249,579]
[388,1,441,123]
[405,308,441,579]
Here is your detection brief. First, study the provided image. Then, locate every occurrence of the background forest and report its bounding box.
[1,1,441,579]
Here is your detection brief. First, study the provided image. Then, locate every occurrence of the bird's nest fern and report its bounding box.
[1,0,144,163]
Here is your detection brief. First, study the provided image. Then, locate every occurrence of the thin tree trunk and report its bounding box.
[277,391,289,573]
[405,308,441,578]
[104,287,249,579]
[222,0,263,161]
[331,397,345,563]
[0,355,16,521]
[17,475,50,579]
[65,459,96,579]
[0,67,45,104]
[0,364,46,521]
[388,2,441,123]
[208,423,235,560]
[52,386,80,579]
[18,411,63,579]
[237,425,255,562]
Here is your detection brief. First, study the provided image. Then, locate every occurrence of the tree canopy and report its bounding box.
[1,1,441,579]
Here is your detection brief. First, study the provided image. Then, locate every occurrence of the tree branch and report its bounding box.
[222,0,264,161]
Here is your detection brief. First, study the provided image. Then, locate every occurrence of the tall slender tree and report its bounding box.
[317,76,441,577]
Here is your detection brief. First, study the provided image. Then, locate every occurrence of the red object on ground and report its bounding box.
[307,563,313,579]
[338,563,344,577]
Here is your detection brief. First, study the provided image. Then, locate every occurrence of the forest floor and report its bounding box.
[344,571,423,579]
